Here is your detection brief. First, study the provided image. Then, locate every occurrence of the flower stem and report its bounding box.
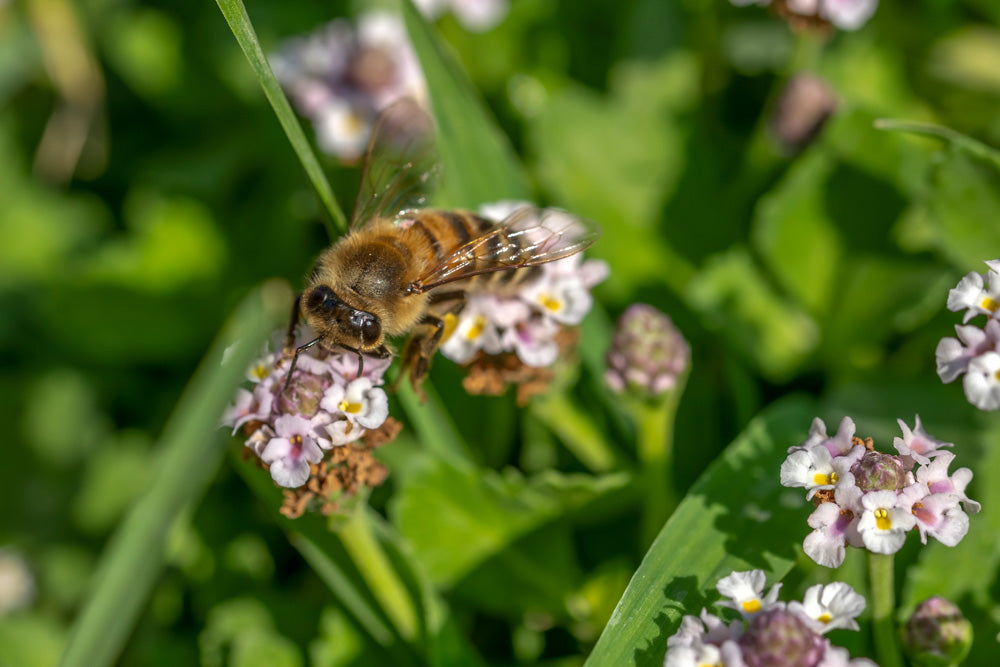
[868,552,904,667]
[632,393,680,548]
[338,505,418,642]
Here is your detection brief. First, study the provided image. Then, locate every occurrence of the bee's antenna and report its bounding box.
[283,336,322,394]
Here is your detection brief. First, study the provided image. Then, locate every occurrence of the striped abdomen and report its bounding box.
[403,209,540,293]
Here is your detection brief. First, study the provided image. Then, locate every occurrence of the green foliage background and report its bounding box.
[2,0,1000,665]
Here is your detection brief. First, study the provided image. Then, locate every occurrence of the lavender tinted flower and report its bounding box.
[437,201,607,400]
[222,327,397,516]
[937,259,1000,410]
[902,597,973,667]
[605,304,690,397]
[271,11,427,162]
[781,416,977,567]
[663,570,871,667]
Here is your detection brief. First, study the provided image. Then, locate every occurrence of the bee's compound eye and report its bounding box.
[352,311,381,346]
[306,285,338,311]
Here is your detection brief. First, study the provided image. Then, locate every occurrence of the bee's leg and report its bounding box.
[284,293,303,352]
[283,335,321,394]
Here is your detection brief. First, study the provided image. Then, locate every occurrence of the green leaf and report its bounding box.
[752,150,842,314]
[400,0,530,207]
[584,397,816,667]
[392,458,630,591]
[687,247,818,381]
[58,281,290,667]
[529,54,698,230]
[214,0,346,236]
[915,147,1000,269]
[236,459,484,667]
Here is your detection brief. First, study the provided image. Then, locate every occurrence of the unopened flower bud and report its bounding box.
[850,451,908,492]
[605,304,689,397]
[903,597,973,667]
[737,608,826,667]
[771,73,837,153]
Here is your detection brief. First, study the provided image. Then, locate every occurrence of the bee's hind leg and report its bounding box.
[396,300,465,401]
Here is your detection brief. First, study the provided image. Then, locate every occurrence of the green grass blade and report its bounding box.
[59,281,291,667]
[400,0,530,207]
[215,0,347,236]
[874,119,1000,169]
[584,396,817,667]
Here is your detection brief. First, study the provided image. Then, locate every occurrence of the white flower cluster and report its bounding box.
[271,11,427,161]
[438,201,609,368]
[730,0,878,31]
[412,0,509,32]
[665,570,874,667]
[937,258,1000,410]
[222,332,391,488]
[780,417,978,568]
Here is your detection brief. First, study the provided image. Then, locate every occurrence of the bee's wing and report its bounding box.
[409,206,601,293]
[350,98,440,232]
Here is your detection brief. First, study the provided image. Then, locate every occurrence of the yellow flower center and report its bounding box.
[981,296,999,313]
[290,434,303,446]
[538,293,562,312]
[813,471,838,485]
[338,400,363,414]
[251,364,271,381]
[441,313,458,343]
[874,507,892,531]
[466,315,486,340]
[994,369,1000,382]
[741,599,762,613]
[818,613,832,624]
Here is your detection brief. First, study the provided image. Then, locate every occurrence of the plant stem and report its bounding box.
[339,505,419,642]
[874,119,1000,169]
[868,552,904,667]
[633,390,682,547]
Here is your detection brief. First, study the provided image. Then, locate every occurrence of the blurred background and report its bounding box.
[3,0,1000,664]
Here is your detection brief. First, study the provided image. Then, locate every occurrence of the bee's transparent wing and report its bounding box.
[350,98,440,231]
[409,206,600,293]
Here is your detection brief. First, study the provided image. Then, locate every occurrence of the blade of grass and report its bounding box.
[215,0,347,237]
[400,0,530,208]
[584,396,816,667]
[59,280,291,667]
[874,119,1000,169]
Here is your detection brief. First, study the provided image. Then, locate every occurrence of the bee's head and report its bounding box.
[303,285,383,350]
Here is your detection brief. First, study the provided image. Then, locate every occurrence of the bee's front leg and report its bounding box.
[283,293,303,355]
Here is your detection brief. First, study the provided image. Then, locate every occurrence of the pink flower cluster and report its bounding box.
[665,569,874,667]
[937,258,1000,410]
[780,417,978,568]
[222,331,391,489]
[270,11,427,161]
[730,0,878,31]
[439,201,608,369]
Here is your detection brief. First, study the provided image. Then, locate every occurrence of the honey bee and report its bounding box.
[284,100,599,394]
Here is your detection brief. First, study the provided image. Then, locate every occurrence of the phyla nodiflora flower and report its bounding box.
[938,258,1000,410]
[663,569,875,667]
[222,329,397,518]
[780,416,978,568]
[439,200,608,404]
